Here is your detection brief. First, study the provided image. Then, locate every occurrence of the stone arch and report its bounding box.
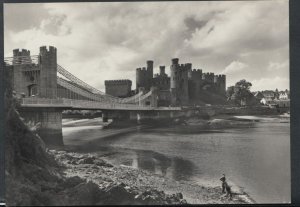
[28,84,38,97]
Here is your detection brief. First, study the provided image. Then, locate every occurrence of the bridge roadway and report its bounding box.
[20,97,182,111]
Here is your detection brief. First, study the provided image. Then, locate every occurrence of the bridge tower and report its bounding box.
[39,46,57,98]
[12,49,33,96]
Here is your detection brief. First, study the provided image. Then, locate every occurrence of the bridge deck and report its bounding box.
[20,98,182,111]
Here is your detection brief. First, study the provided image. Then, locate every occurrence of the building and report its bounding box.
[261,90,276,104]
[278,90,289,100]
[105,79,132,98]
[253,91,265,100]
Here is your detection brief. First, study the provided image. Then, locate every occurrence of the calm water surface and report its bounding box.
[63,116,290,203]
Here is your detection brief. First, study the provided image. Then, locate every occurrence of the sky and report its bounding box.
[4,1,289,92]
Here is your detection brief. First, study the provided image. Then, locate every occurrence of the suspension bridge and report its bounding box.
[4,46,183,146]
[4,54,178,110]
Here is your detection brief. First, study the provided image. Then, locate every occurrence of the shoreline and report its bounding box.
[49,149,255,204]
[57,114,289,204]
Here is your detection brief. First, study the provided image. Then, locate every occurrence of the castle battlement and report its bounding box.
[105,79,132,85]
[185,63,192,69]
[171,58,179,65]
[40,46,57,54]
[192,69,202,73]
[13,49,31,57]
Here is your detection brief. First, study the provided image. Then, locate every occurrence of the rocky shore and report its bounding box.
[48,150,255,205]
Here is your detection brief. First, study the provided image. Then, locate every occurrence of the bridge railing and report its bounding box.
[21,97,64,105]
[20,97,181,111]
[62,98,155,110]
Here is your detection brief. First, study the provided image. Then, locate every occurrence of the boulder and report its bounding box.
[78,157,96,164]
[59,181,103,205]
[101,182,135,205]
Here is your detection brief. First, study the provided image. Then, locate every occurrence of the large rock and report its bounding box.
[78,156,96,164]
[99,182,136,205]
[58,181,103,205]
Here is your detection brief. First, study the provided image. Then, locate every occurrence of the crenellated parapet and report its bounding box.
[40,45,57,54]
[202,72,215,83]
[105,79,132,86]
[191,69,203,81]
[12,49,33,66]
[13,48,31,57]
[214,74,226,83]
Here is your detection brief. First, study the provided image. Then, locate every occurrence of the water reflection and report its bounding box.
[122,149,196,181]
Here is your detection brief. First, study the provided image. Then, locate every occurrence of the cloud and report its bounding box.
[267,60,289,71]
[4,1,289,91]
[222,61,249,74]
[4,3,50,32]
[251,76,289,91]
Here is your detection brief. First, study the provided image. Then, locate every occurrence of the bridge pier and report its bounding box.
[102,111,109,122]
[102,110,131,122]
[19,107,63,146]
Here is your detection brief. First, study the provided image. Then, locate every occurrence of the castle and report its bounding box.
[105,58,226,106]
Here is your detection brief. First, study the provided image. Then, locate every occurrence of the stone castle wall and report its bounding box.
[105,79,132,98]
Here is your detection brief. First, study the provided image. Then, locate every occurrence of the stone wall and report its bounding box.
[19,107,63,146]
[105,80,132,97]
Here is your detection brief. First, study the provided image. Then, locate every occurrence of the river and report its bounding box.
[62,115,290,204]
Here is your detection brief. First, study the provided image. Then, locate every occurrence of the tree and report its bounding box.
[232,79,253,106]
[226,86,235,100]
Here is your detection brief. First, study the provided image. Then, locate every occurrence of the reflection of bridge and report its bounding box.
[4,46,183,146]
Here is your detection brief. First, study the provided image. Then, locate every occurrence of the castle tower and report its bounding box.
[12,49,32,95]
[136,60,154,92]
[219,75,226,93]
[213,74,226,94]
[185,63,192,79]
[159,66,166,76]
[39,46,57,98]
[170,58,189,106]
[136,67,142,91]
[146,60,153,78]
[189,69,203,99]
